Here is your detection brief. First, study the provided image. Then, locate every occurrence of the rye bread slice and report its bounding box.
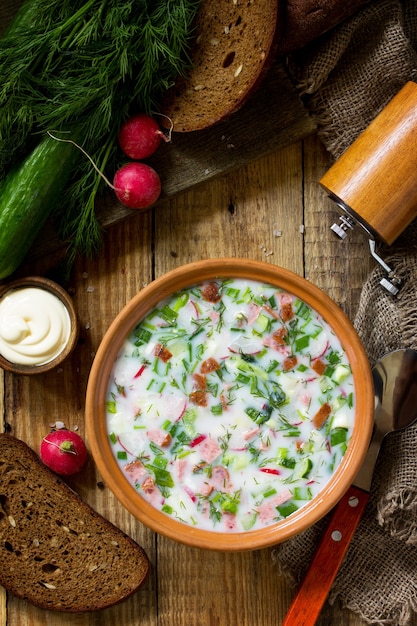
[160,0,281,132]
[0,434,149,612]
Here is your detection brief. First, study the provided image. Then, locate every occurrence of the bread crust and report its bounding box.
[160,0,281,132]
[276,0,372,53]
[0,434,149,612]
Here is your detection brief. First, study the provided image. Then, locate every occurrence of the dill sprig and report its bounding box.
[0,0,201,262]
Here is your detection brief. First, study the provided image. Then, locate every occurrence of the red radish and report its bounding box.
[113,162,161,209]
[118,113,163,160]
[40,429,88,476]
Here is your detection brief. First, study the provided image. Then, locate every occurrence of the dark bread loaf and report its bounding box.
[0,434,149,612]
[160,0,281,132]
[275,0,372,53]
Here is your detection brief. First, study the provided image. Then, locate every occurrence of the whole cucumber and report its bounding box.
[0,135,78,279]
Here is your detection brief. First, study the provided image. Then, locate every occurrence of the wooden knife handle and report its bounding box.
[282,485,369,626]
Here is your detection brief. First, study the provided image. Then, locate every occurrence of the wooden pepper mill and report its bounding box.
[319,81,417,295]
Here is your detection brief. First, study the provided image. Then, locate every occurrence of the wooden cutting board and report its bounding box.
[28,59,316,261]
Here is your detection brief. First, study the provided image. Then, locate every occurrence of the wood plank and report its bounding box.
[153,144,305,275]
[0,371,5,625]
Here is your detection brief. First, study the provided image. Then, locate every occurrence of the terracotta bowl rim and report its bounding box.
[86,258,374,551]
[0,276,79,375]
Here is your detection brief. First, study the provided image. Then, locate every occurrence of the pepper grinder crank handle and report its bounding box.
[319,81,417,295]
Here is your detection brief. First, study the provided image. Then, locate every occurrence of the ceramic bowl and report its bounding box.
[86,258,373,551]
[0,276,79,375]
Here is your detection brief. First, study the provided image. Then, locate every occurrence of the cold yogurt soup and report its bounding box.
[106,278,355,532]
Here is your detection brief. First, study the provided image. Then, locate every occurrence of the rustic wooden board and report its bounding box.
[22,58,316,262]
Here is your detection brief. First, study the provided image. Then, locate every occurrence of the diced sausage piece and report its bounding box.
[281,301,294,322]
[276,488,293,505]
[154,343,172,362]
[272,326,287,347]
[124,460,146,482]
[223,512,237,530]
[193,373,207,390]
[257,501,276,523]
[200,357,220,374]
[175,458,188,481]
[201,281,221,303]
[142,476,157,494]
[190,390,208,406]
[312,402,332,428]
[256,489,292,523]
[211,465,230,489]
[311,358,326,376]
[147,428,172,447]
[198,438,222,464]
[199,482,214,496]
[283,355,298,371]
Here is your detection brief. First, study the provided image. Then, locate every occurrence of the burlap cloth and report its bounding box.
[272,1,417,624]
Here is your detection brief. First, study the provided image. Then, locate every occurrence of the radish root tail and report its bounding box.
[47,130,117,190]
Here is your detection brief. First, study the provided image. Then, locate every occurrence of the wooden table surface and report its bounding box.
[4,128,408,626]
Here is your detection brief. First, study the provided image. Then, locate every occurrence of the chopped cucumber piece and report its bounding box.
[277,501,299,518]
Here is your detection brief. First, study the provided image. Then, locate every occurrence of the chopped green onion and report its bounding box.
[106,400,117,414]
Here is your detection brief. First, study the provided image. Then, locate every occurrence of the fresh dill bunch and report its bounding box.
[0,0,201,261]
[0,0,96,175]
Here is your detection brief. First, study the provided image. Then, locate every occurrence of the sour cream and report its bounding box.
[0,287,71,366]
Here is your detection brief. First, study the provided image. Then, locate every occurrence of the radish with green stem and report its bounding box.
[113,162,161,209]
[118,113,169,160]
[48,131,162,211]
[40,429,88,476]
